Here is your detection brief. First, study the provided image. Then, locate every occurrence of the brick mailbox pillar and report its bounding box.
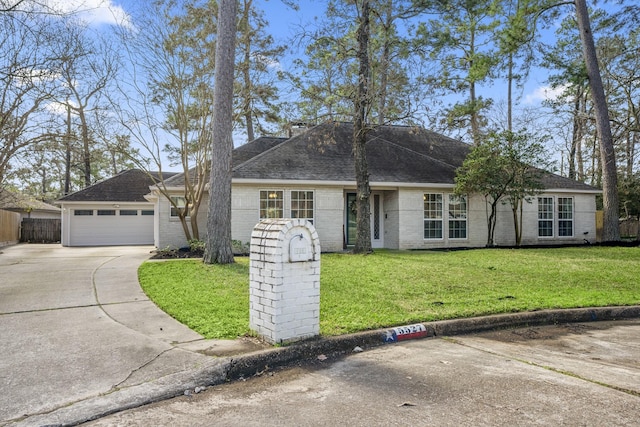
[249,219,321,344]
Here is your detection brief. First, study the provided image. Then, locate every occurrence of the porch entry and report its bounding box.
[345,192,384,248]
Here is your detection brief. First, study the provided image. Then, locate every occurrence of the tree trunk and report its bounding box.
[507,52,513,133]
[377,0,392,126]
[487,197,498,247]
[575,0,620,242]
[64,103,72,195]
[204,0,237,264]
[569,89,581,180]
[242,0,255,142]
[353,0,372,254]
[78,107,91,187]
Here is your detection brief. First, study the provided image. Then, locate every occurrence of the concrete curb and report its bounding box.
[227,305,640,380]
[13,305,640,427]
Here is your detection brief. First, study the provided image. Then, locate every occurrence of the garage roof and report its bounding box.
[57,169,177,203]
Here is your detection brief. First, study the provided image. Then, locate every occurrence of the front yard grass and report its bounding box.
[138,246,640,339]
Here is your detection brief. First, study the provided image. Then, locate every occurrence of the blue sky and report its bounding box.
[49,0,626,171]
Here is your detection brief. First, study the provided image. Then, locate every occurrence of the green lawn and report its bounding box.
[138,247,640,339]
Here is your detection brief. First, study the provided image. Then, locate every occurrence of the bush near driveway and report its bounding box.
[138,247,640,339]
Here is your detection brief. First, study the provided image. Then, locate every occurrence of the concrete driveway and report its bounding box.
[0,244,213,426]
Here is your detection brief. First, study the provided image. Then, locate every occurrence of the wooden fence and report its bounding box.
[620,217,639,240]
[20,218,61,243]
[0,209,20,246]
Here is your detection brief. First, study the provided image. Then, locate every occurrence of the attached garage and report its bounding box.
[58,170,175,247]
[64,205,155,246]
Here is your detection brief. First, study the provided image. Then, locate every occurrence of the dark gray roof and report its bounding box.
[233,123,462,183]
[160,122,598,192]
[57,169,177,203]
[0,189,61,212]
[233,122,598,191]
[161,136,288,188]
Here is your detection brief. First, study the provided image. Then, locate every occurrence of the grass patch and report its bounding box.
[138,247,640,339]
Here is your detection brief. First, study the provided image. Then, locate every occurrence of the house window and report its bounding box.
[119,210,138,216]
[423,193,443,239]
[170,197,188,217]
[74,209,93,216]
[97,210,116,216]
[448,194,467,239]
[141,210,154,216]
[290,190,314,224]
[538,197,554,237]
[260,190,283,219]
[558,197,574,237]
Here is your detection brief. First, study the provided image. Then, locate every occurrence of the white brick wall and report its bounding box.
[249,219,321,344]
[156,192,209,249]
[154,184,598,251]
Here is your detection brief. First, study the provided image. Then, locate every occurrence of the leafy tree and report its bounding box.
[236,0,285,141]
[455,129,548,246]
[502,130,551,245]
[204,0,237,264]
[288,0,420,125]
[415,0,501,144]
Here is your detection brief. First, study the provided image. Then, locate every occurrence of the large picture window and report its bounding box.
[291,190,314,223]
[260,190,283,219]
[170,196,188,217]
[448,194,467,239]
[558,197,574,237]
[423,193,443,239]
[538,197,554,237]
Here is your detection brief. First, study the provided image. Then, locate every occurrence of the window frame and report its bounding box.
[290,190,314,224]
[557,197,574,237]
[259,190,284,220]
[448,194,468,240]
[170,196,189,218]
[97,209,116,216]
[73,209,93,216]
[423,193,444,240]
[538,197,554,238]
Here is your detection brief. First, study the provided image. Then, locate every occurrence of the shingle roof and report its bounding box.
[160,136,288,188]
[0,189,61,212]
[157,122,599,192]
[232,123,463,183]
[57,169,177,203]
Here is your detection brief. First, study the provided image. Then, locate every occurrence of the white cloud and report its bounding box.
[43,0,133,29]
[524,84,569,105]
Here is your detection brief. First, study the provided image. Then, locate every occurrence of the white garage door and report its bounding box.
[70,208,154,246]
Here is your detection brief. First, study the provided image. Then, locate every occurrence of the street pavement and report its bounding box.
[87,320,640,426]
[1,243,639,426]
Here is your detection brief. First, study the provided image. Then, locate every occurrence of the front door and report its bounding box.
[345,192,384,248]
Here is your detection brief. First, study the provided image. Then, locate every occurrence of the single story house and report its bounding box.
[57,169,176,246]
[150,122,599,251]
